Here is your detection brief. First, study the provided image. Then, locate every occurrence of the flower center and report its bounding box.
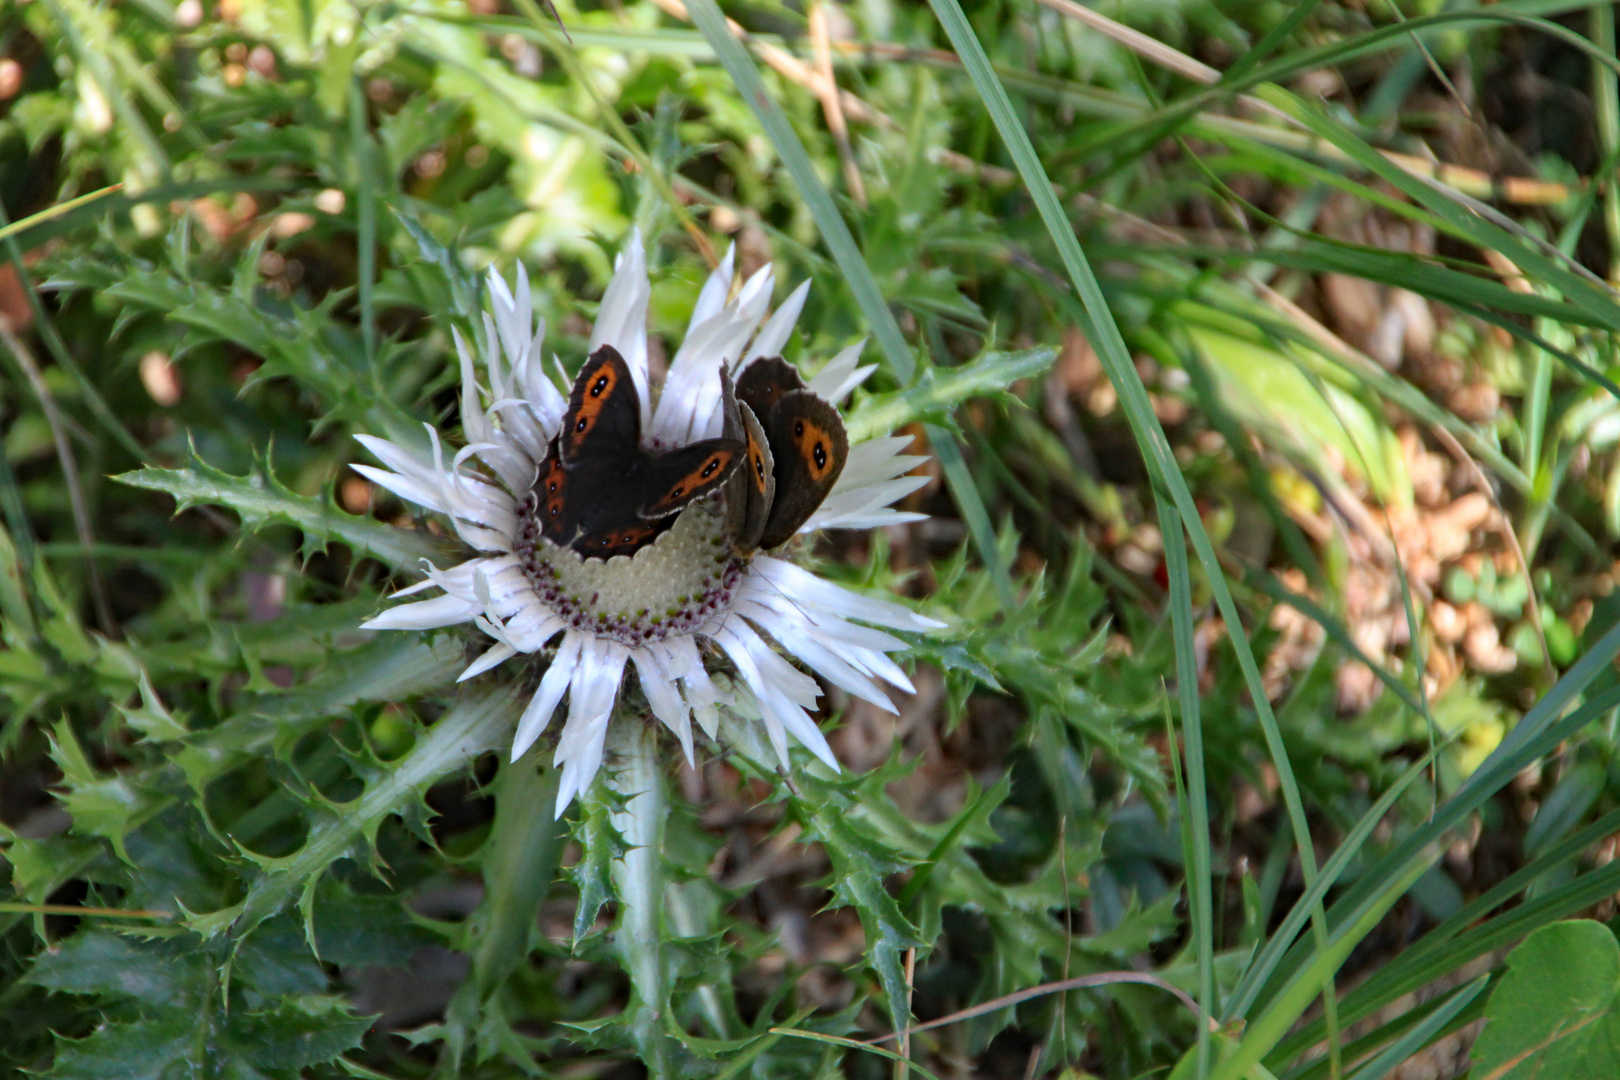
[513,494,741,648]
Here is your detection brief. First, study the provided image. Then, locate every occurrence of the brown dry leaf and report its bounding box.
[1314,191,1439,370]
[0,261,32,333]
[1265,569,1325,698]
[191,193,259,242]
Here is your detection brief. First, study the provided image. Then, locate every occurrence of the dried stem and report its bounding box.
[809,0,866,206]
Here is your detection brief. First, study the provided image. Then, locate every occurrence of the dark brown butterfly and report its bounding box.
[725,356,849,552]
[536,346,743,559]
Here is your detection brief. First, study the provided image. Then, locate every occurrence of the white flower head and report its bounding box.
[357,231,941,814]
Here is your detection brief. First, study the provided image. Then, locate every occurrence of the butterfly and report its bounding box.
[723,356,849,552]
[535,345,744,559]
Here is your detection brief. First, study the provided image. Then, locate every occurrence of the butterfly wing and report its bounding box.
[570,516,675,560]
[639,439,745,519]
[559,345,641,466]
[757,390,847,549]
[720,368,775,552]
[534,439,577,546]
[729,402,775,552]
[544,353,748,559]
[735,356,806,425]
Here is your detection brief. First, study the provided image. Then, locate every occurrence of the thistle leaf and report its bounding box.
[115,454,452,573]
[187,685,519,946]
[846,346,1057,440]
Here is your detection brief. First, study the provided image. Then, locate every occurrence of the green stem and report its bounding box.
[607,717,671,1077]
[473,763,566,997]
[1594,3,1620,284]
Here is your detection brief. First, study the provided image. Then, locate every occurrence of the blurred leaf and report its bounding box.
[847,346,1056,441]
[29,930,368,1080]
[312,880,439,969]
[1473,920,1620,1079]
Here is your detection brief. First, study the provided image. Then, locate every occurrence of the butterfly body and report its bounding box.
[537,346,742,559]
[533,348,849,561]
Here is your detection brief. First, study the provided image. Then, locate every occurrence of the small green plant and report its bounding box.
[1472,919,1620,1079]
[8,1,1620,1077]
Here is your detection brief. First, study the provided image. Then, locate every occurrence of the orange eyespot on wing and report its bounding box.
[560,345,641,463]
[533,447,576,543]
[722,393,776,553]
[569,366,617,438]
[790,417,839,482]
[575,519,671,559]
[747,427,771,494]
[757,390,847,550]
[640,439,744,518]
[539,455,566,497]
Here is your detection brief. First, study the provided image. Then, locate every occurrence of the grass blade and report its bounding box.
[1160,502,1215,1076]
[682,0,910,384]
[1342,976,1488,1080]
[684,0,1015,605]
[1211,858,1434,1080]
[923,0,1337,1042]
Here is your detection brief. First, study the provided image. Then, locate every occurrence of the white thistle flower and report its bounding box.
[357,231,941,814]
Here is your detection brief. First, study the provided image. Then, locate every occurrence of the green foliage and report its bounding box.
[7,0,1620,1076]
[117,455,452,571]
[1473,920,1620,1079]
[29,929,370,1080]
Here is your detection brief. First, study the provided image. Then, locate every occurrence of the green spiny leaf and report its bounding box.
[27,930,187,1000]
[189,684,518,945]
[846,346,1058,440]
[571,782,627,944]
[40,1010,200,1080]
[48,720,163,863]
[115,669,189,743]
[114,454,452,573]
[468,761,566,996]
[802,797,925,1037]
[172,633,463,796]
[312,880,440,970]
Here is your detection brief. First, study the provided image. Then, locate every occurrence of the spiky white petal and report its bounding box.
[689,243,735,330]
[634,643,695,766]
[745,280,810,364]
[805,339,877,403]
[553,637,630,814]
[652,262,775,445]
[459,641,518,682]
[511,631,581,760]
[590,228,652,430]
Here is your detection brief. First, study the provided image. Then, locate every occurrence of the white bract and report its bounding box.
[357,232,940,814]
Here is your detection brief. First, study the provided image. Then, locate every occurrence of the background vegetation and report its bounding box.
[4,0,1620,1076]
